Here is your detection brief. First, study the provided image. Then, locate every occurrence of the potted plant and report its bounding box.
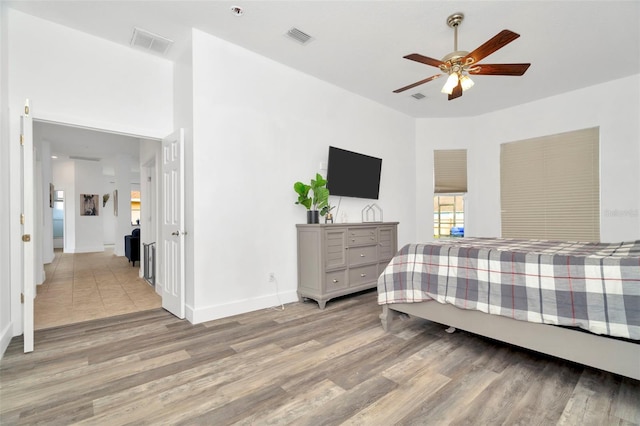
[294,173,329,224]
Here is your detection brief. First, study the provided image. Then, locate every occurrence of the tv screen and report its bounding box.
[326,146,382,199]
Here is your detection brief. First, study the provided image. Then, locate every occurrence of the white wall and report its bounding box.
[37,140,54,264]
[172,31,194,308]
[102,177,116,245]
[0,2,11,356]
[4,8,173,340]
[74,161,106,253]
[52,160,75,251]
[188,30,416,322]
[416,74,640,243]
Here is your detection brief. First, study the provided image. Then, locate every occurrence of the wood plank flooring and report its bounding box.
[1,290,638,425]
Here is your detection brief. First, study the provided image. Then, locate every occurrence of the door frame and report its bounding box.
[11,108,173,348]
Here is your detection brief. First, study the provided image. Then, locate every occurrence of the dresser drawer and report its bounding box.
[348,244,377,266]
[325,270,348,292]
[347,228,377,246]
[348,264,378,287]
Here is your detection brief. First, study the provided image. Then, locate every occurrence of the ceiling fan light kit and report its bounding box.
[394,12,531,101]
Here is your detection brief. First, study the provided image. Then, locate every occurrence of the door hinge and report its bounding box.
[21,293,24,304]
[24,100,30,115]
[20,213,25,225]
[22,234,31,242]
[20,134,24,146]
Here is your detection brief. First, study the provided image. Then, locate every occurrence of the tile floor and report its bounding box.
[35,247,162,330]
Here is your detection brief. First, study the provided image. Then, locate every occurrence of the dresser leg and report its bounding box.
[318,300,327,309]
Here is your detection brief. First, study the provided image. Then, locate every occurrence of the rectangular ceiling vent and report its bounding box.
[411,93,426,100]
[70,156,101,162]
[130,27,173,55]
[286,27,313,45]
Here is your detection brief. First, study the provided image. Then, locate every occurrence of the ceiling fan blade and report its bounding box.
[393,74,443,93]
[463,30,520,64]
[448,82,463,101]
[403,53,445,68]
[469,63,531,76]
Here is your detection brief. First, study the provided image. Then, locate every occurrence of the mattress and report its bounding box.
[377,238,640,340]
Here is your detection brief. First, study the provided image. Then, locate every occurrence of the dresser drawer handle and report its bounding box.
[360,273,366,277]
[332,279,339,283]
[352,239,356,242]
[360,254,365,257]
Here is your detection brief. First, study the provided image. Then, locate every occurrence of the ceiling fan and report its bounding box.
[394,13,531,100]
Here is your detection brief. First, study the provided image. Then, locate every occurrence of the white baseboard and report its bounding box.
[187,290,299,324]
[0,321,13,360]
[66,246,105,254]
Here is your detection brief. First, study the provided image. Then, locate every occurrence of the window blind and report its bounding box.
[434,149,467,193]
[500,127,600,242]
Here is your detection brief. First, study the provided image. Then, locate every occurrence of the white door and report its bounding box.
[161,129,185,318]
[21,100,35,352]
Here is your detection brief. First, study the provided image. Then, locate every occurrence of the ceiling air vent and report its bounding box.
[130,27,173,55]
[286,27,313,45]
[69,156,101,162]
[411,93,426,100]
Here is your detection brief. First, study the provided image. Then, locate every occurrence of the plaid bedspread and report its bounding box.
[377,238,640,340]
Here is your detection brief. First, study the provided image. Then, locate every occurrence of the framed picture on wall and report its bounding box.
[49,183,54,208]
[80,194,99,216]
[113,190,118,216]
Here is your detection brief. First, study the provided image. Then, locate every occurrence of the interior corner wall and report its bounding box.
[173,32,194,314]
[36,136,54,265]
[6,8,173,337]
[0,1,12,358]
[52,160,75,252]
[102,176,116,246]
[189,29,416,323]
[416,74,640,243]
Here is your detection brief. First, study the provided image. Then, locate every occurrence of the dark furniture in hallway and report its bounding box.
[125,228,141,266]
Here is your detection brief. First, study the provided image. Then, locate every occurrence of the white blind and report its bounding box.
[434,149,467,193]
[500,127,600,242]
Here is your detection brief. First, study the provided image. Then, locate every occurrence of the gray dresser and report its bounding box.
[296,222,399,309]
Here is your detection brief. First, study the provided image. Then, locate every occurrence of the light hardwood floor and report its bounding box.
[1,290,638,425]
[35,248,162,330]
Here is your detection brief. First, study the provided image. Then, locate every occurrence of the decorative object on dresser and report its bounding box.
[293,173,330,224]
[297,222,398,309]
[361,203,383,222]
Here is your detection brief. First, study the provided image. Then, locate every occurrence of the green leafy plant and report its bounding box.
[294,173,329,211]
[321,204,335,217]
[293,181,312,210]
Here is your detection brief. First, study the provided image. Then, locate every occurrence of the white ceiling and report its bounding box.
[7,0,640,120]
[34,121,142,180]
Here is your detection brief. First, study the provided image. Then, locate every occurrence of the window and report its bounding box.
[500,127,599,242]
[131,190,141,225]
[434,195,464,238]
[433,149,467,238]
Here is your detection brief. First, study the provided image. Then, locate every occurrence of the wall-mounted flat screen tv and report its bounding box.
[326,146,382,200]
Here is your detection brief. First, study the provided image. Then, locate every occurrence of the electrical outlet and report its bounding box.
[268,272,275,282]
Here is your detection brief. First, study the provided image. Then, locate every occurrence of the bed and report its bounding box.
[377,238,640,380]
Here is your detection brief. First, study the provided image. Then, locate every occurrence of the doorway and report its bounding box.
[33,120,163,329]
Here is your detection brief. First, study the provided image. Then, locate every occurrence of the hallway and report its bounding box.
[35,248,162,330]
